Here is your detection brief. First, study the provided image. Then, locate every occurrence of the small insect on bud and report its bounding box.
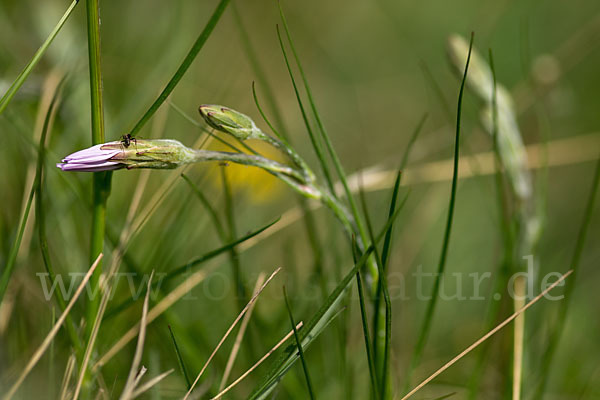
[198,104,264,141]
[57,139,197,171]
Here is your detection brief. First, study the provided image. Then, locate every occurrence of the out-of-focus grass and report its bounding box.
[1,0,599,398]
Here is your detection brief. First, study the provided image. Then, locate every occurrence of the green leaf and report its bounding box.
[0,0,79,115]
[129,0,231,137]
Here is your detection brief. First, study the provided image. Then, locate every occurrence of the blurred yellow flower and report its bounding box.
[205,138,286,204]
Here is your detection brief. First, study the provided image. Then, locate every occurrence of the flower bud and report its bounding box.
[57,139,196,171]
[198,104,264,140]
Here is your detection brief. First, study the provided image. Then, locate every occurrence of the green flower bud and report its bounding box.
[198,104,264,141]
[101,139,197,169]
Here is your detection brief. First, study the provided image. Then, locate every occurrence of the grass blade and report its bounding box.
[283,286,315,399]
[352,242,380,400]
[248,195,408,399]
[129,0,231,136]
[359,188,392,399]
[168,325,192,390]
[400,270,573,400]
[85,0,109,346]
[277,4,368,246]
[104,217,280,319]
[0,186,34,306]
[275,26,335,192]
[219,274,266,391]
[404,32,474,389]
[534,155,600,398]
[34,79,82,352]
[3,254,103,400]
[184,268,282,399]
[212,322,304,400]
[0,0,79,115]
[120,272,154,400]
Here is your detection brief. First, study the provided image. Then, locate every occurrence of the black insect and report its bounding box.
[121,133,137,149]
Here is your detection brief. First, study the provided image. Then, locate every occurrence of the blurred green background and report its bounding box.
[1,0,599,398]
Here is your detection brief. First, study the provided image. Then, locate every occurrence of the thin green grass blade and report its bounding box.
[351,237,380,400]
[248,245,372,400]
[277,4,368,245]
[168,101,246,153]
[168,324,192,390]
[0,0,79,115]
[232,3,288,138]
[249,194,409,399]
[275,25,335,193]
[283,286,316,400]
[181,173,227,241]
[404,32,474,390]
[221,169,248,308]
[129,0,231,137]
[86,0,110,347]
[0,184,34,306]
[372,113,427,372]
[104,217,279,319]
[534,155,600,398]
[358,188,392,399]
[35,80,82,352]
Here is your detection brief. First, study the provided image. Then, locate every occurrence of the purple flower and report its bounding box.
[56,143,124,172]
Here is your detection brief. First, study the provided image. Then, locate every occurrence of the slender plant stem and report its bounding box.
[0,0,79,115]
[129,0,231,136]
[534,155,600,398]
[403,32,473,391]
[283,287,315,399]
[82,0,109,394]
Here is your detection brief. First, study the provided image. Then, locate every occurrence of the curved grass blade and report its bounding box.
[0,177,34,306]
[372,113,427,394]
[359,188,392,399]
[283,286,315,399]
[0,0,79,115]
[352,238,380,400]
[277,4,368,247]
[275,25,334,193]
[534,155,600,398]
[103,217,279,319]
[34,79,82,352]
[168,325,192,390]
[129,0,231,136]
[404,32,474,390]
[248,193,409,399]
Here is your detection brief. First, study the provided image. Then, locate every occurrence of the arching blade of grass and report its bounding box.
[277,4,369,251]
[181,174,227,241]
[232,2,288,137]
[103,217,279,319]
[168,325,192,390]
[34,79,82,352]
[3,254,102,400]
[372,113,427,395]
[403,32,474,390]
[359,187,394,399]
[283,286,315,400]
[0,0,79,115]
[352,238,380,400]
[276,26,334,193]
[248,194,408,399]
[129,0,231,136]
[534,155,600,399]
[0,173,34,307]
[400,270,572,400]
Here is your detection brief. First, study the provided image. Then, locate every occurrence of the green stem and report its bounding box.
[403,32,473,392]
[129,0,231,136]
[85,0,108,349]
[0,0,79,115]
